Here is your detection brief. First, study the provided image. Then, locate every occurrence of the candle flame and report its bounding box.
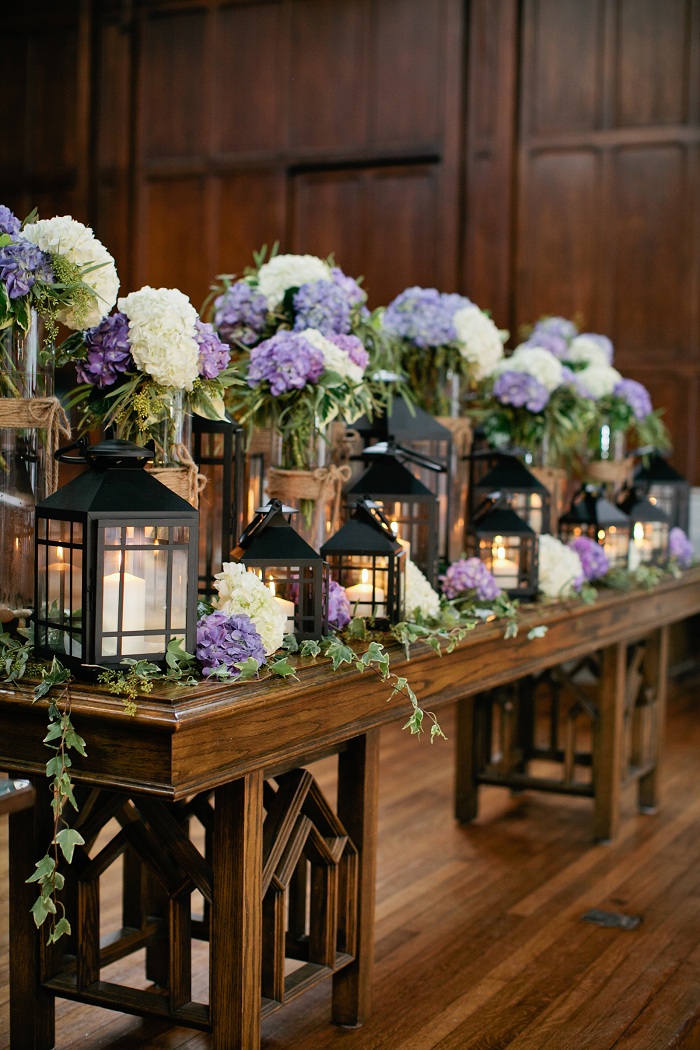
[496,545,506,560]
[269,580,276,597]
[361,568,369,584]
[390,520,399,536]
[633,522,644,542]
[57,546,64,562]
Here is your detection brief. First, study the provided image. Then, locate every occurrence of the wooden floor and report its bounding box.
[2,681,700,1050]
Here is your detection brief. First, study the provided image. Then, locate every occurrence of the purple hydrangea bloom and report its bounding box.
[331,266,366,306]
[247,331,325,396]
[560,365,596,400]
[196,610,266,677]
[383,287,471,348]
[440,558,502,601]
[493,370,550,412]
[327,579,351,629]
[213,280,268,347]
[0,206,21,237]
[292,279,351,335]
[328,333,369,371]
[75,311,133,388]
[533,316,578,342]
[580,332,614,363]
[613,378,653,421]
[568,535,609,581]
[521,331,569,358]
[0,238,54,299]
[195,318,230,379]
[669,527,693,568]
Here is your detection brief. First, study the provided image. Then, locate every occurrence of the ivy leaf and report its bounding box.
[325,640,356,670]
[346,617,367,640]
[527,625,548,640]
[25,854,56,884]
[54,827,85,864]
[234,657,261,680]
[504,621,519,640]
[64,726,87,756]
[299,639,321,658]
[403,708,424,736]
[268,656,298,679]
[47,916,71,943]
[430,722,447,743]
[282,633,299,652]
[31,894,56,928]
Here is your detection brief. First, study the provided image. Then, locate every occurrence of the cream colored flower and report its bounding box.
[404,559,441,621]
[257,254,332,309]
[575,364,623,399]
[301,328,365,385]
[567,335,610,369]
[453,304,505,380]
[118,286,200,390]
[538,535,583,598]
[213,562,287,654]
[496,344,564,392]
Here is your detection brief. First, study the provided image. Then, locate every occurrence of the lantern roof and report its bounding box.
[634,453,687,486]
[559,487,629,529]
[321,499,402,556]
[353,394,452,443]
[232,500,322,562]
[618,487,670,524]
[475,454,549,495]
[346,450,436,500]
[470,498,536,536]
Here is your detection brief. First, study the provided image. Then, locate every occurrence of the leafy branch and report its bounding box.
[97,638,198,715]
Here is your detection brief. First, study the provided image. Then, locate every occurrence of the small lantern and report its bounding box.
[320,498,406,626]
[345,442,439,586]
[634,452,690,532]
[465,497,539,599]
[230,499,328,639]
[34,439,198,671]
[192,412,246,600]
[618,486,670,567]
[558,486,630,569]
[473,453,551,535]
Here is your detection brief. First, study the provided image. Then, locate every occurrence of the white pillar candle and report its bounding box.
[102,570,146,636]
[346,569,385,617]
[491,543,519,588]
[269,581,295,633]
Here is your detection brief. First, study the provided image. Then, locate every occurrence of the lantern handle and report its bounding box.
[55,438,90,464]
[232,499,284,555]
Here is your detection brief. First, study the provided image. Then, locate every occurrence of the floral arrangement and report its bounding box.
[381,285,505,415]
[196,610,267,678]
[440,558,502,602]
[327,578,352,629]
[404,558,442,621]
[0,205,119,384]
[567,535,610,581]
[538,534,583,598]
[59,285,233,451]
[209,561,287,654]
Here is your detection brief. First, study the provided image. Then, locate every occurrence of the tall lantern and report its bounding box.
[558,486,630,569]
[345,443,439,585]
[633,452,690,532]
[465,497,539,599]
[192,412,246,600]
[230,499,328,639]
[34,440,198,671]
[472,453,551,535]
[320,497,406,626]
[617,486,670,567]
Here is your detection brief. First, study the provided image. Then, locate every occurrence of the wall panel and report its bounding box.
[216,171,287,278]
[615,0,691,126]
[138,178,212,305]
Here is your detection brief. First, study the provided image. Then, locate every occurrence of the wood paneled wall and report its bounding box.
[3,0,700,481]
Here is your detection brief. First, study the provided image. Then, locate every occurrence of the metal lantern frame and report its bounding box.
[192,412,246,600]
[231,499,328,640]
[618,486,670,567]
[558,486,631,569]
[345,443,440,586]
[634,453,690,533]
[473,453,551,535]
[320,497,406,626]
[33,440,198,672]
[466,497,539,599]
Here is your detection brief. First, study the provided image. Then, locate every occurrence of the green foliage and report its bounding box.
[97,638,197,715]
[0,632,34,682]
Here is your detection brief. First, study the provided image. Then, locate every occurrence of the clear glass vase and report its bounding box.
[114,389,192,467]
[0,310,54,614]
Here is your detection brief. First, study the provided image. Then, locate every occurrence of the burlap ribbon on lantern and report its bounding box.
[146,442,207,508]
[0,396,71,494]
[267,463,352,539]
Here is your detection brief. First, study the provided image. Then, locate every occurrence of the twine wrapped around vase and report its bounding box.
[0,396,71,494]
[584,456,634,493]
[267,462,352,545]
[147,442,207,508]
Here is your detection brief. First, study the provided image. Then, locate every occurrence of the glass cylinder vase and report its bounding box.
[0,310,54,614]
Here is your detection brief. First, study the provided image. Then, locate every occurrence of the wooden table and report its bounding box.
[2,567,699,1050]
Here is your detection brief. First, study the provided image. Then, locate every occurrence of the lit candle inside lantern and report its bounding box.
[47,547,80,611]
[632,521,652,563]
[491,538,519,588]
[530,493,543,534]
[345,568,385,617]
[269,580,295,634]
[102,565,146,636]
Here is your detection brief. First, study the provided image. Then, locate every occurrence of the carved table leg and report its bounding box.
[594,641,626,842]
[638,625,669,813]
[332,729,380,1027]
[9,780,56,1050]
[210,772,263,1050]
[455,694,479,822]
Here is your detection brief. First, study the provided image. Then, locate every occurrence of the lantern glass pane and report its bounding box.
[478,534,521,589]
[511,492,545,534]
[602,525,629,567]
[48,518,74,543]
[101,549,147,656]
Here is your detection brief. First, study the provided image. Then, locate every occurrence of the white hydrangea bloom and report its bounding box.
[257,254,332,309]
[404,558,441,621]
[453,304,505,380]
[538,535,583,599]
[495,344,564,392]
[575,364,622,399]
[118,286,200,390]
[566,335,611,369]
[301,328,365,385]
[213,562,287,655]
[23,215,119,329]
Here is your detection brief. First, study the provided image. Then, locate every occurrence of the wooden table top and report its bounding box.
[2,567,699,799]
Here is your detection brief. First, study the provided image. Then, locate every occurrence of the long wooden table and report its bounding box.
[2,567,699,1050]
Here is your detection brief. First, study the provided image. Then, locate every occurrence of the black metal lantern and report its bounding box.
[618,486,670,567]
[344,442,439,586]
[558,486,630,569]
[34,439,198,671]
[193,412,246,600]
[230,499,328,639]
[465,497,539,599]
[473,453,551,535]
[320,497,406,626]
[633,452,690,532]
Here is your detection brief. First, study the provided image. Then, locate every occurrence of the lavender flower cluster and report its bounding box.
[669,527,693,568]
[330,332,370,372]
[523,316,578,358]
[327,579,351,629]
[493,371,550,412]
[440,558,502,602]
[196,610,266,677]
[195,319,230,379]
[247,331,325,395]
[76,312,132,387]
[382,287,472,348]
[0,206,54,299]
[292,280,351,335]
[568,535,609,581]
[213,281,268,347]
[612,378,653,421]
